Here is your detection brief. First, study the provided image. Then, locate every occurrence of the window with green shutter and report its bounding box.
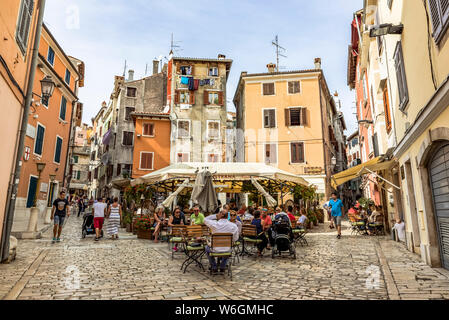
[34,124,45,155]
[60,96,67,120]
[54,136,63,163]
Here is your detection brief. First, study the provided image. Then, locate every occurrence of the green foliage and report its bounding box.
[135,217,153,231]
[358,197,375,211]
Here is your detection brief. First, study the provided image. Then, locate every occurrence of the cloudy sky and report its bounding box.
[43,0,362,134]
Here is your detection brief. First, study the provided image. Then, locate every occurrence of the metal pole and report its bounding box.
[1,0,47,262]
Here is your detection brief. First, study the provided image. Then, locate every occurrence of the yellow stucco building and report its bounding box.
[233,61,347,201]
[365,0,449,269]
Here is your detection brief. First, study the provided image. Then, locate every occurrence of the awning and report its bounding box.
[162,178,190,208]
[331,157,396,189]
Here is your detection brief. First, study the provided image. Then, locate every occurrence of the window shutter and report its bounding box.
[429,0,443,38]
[299,143,305,163]
[218,92,224,106]
[288,82,293,94]
[176,63,181,74]
[300,108,307,126]
[203,90,209,104]
[174,90,180,104]
[189,65,194,76]
[60,96,67,120]
[442,0,449,24]
[189,91,195,105]
[291,143,297,163]
[394,42,409,111]
[269,109,276,128]
[285,109,291,126]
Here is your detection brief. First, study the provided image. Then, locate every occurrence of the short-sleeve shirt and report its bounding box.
[191,213,205,225]
[53,198,69,216]
[251,218,263,234]
[93,202,107,218]
[298,215,307,225]
[329,199,343,217]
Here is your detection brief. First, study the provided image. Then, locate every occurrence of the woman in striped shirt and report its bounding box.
[106,197,122,239]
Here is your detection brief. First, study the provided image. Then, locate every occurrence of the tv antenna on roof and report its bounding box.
[170,33,182,56]
[122,59,127,77]
[272,35,287,72]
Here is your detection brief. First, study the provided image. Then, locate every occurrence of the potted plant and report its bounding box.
[135,217,153,240]
[123,214,133,233]
[306,209,316,229]
[315,209,324,223]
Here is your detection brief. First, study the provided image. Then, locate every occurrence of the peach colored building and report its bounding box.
[0,0,42,256]
[131,112,171,179]
[234,61,346,201]
[12,24,84,236]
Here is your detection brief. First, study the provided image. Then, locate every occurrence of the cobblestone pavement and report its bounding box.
[1,215,449,300]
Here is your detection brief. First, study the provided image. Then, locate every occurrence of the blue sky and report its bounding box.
[43,0,361,134]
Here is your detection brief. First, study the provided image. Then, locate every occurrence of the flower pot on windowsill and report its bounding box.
[137,229,152,240]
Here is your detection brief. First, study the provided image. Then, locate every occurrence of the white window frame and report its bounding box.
[59,95,67,122]
[264,142,278,164]
[64,68,71,85]
[262,108,277,129]
[206,120,220,140]
[47,46,55,66]
[287,80,301,95]
[261,82,276,96]
[208,67,218,77]
[289,141,306,164]
[176,152,190,163]
[26,174,39,208]
[33,122,45,157]
[53,135,63,165]
[139,151,154,171]
[142,122,155,137]
[177,119,191,139]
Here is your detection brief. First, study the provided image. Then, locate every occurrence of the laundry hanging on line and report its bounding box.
[180,76,190,85]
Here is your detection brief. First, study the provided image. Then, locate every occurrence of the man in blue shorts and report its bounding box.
[51,191,70,243]
[329,192,344,239]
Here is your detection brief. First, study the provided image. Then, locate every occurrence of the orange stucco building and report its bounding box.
[0,0,42,254]
[12,23,84,234]
[131,112,171,179]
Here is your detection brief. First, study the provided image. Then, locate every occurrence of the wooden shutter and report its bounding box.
[291,143,297,163]
[285,109,291,126]
[383,86,392,133]
[176,63,181,74]
[60,96,67,120]
[174,90,180,104]
[300,108,308,126]
[218,92,224,106]
[442,0,449,25]
[190,65,194,76]
[203,90,209,104]
[394,42,409,110]
[189,91,195,105]
[269,110,276,128]
[298,142,305,163]
[429,0,443,38]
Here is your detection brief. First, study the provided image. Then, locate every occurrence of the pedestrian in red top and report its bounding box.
[286,205,296,223]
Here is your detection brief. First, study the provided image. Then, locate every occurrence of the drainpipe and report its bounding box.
[1,0,47,262]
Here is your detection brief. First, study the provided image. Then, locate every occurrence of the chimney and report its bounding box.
[241,71,248,77]
[314,58,322,69]
[218,54,226,60]
[128,69,134,81]
[153,60,159,75]
[266,63,276,73]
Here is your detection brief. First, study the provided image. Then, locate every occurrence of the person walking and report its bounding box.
[92,197,107,241]
[50,191,70,243]
[106,197,122,240]
[329,192,344,239]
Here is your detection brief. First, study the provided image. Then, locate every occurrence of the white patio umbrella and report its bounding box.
[161,178,190,208]
[251,177,277,208]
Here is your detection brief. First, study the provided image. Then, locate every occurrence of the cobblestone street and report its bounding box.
[1,215,449,300]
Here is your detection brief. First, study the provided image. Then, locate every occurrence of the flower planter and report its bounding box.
[137,229,152,240]
[126,223,132,233]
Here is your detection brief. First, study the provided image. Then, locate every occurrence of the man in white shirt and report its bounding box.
[204,210,239,273]
[92,198,107,241]
[393,219,405,242]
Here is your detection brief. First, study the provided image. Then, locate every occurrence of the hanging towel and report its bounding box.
[210,78,215,86]
[181,76,189,85]
[188,77,195,91]
[194,79,199,90]
[199,79,205,86]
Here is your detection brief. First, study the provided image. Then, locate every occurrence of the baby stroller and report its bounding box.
[81,212,103,238]
[271,217,296,259]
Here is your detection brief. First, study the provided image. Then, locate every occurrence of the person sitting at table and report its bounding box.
[243,207,255,222]
[297,208,308,228]
[237,205,247,217]
[153,206,167,243]
[190,205,205,226]
[204,209,239,273]
[286,206,296,223]
[168,207,186,252]
[251,211,268,256]
[229,210,242,235]
[367,205,383,235]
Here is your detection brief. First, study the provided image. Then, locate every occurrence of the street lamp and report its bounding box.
[32,75,55,107]
[33,162,46,207]
[369,24,404,38]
